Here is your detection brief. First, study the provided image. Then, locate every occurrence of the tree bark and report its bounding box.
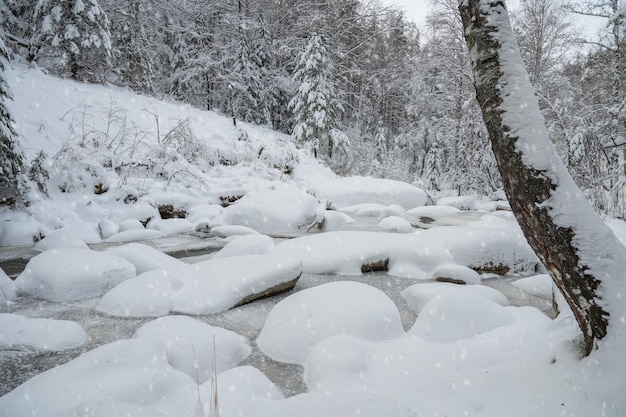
[458,0,625,356]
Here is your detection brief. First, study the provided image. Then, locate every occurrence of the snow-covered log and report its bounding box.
[459,0,626,355]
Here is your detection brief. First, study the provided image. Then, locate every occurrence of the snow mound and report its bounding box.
[409,293,515,342]
[55,401,171,417]
[512,274,554,299]
[199,366,284,417]
[378,216,413,232]
[212,234,275,259]
[437,194,509,211]
[431,264,481,285]
[242,391,417,417]
[34,229,89,252]
[401,282,509,314]
[0,339,191,417]
[172,254,302,315]
[133,315,251,384]
[319,210,355,231]
[0,313,87,351]
[309,176,427,210]
[209,224,260,237]
[105,242,187,274]
[0,267,17,305]
[187,204,223,224]
[213,184,323,236]
[421,225,539,274]
[338,203,388,216]
[15,249,136,302]
[147,218,193,236]
[272,231,455,278]
[96,270,183,317]
[257,281,404,364]
[0,219,46,246]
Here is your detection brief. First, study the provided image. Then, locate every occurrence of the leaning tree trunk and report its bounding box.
[458,0,626,356]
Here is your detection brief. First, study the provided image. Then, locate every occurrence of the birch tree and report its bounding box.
[459,0,626,356]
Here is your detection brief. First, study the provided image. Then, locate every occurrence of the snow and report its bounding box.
[15,248,136,302]
[257,281,405,364]
[0,268,17,305]
[147,218,194,236]
[0,219,46,246]
[309,176,428,210]
[431,264,481,284]
[105,242,187,274]
[206,224,260,237]
[133,315,251,383]
[33,229,89,251]
[512,274,554,299]
[319,210,355,231]
[105,228,165,243]
[212,234,275,258]
[213,183,323,236]
[378,215,413,232]
[0,313,87,351]
[401,282,509,315]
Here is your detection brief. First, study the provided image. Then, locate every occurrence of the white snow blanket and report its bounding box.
[0,313,87,351]
[309,176,428,209]
[272,231,456,279]
[105,242,187,274]
[213,184,323,236]
[15,248,136,302]
[133,315,251,383]
[401,282,509,314]
[257,281,405,363]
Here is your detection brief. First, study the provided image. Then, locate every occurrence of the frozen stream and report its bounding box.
[0,210,555,398]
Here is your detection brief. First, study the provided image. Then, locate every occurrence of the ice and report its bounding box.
[257,281,405,364]
[0,313,87,351]
[309,176,427,210]
[15,248,136,302]
[133,315,251,383]
[213,183,324,236]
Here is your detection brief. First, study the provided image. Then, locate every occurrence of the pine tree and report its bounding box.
[231,25,262,123]
[30,0,112,81]
[288,34,343,159]
[0,35,23,204]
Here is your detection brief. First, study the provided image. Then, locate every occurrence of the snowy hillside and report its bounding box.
[1,67,626,417]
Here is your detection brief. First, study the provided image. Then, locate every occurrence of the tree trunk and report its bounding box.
[459,0,626,356]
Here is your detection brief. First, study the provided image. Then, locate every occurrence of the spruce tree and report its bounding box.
[288,34,343,159]
[0,35,24,204]
[30,0,112,81]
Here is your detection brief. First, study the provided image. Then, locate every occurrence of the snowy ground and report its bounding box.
[1,67,626,417]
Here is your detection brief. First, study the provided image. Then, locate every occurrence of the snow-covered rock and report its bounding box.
[133,315,251,384]
[0,339,191,417]
[146,218,193,236]
[431,264,481,285]
[378,216,413,232]
[97,218,119,239]
[105,242,187,274]
[0,267,17,305]
[187,204,223,224]
[96,270,183,317]
[309,176,428,210]
[117,218,145,232]
[15,249,136,302]
[213,184,323,236]
[401,282,509,315]
[319,210,355,231]
[378,204,408,220]
[0,313,87,351]
[257,281,404,364]
[272,231,455,279]
[512,274,554,299]
[34,229,89,252]
[408,293,515,342]
[105,229,165,243]
[208,224,260,237]
[212,234,275,259]
[171,254,302,315]
[0,219,45,246]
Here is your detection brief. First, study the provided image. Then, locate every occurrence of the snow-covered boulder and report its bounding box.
[378,216,413,232]
[432,264,481,285]
[272,231,456,279]
[105,242,187,274]
[187,204,223,224]
[421,226,539,274]
[117,218,145,232]
[212,234,275,259]
[512,274,554,299]
[257,281,404,364]
[105,229,165,243]
[0,219,46,246]
[213,184,323,236]
[171,254,302,315]
[0,339,191,417]
[208,224,260,237]
[15,249,136,302]
[319,210,355,231]
[309,176,428,210]
[408,293,515,342]
[96,269,183,317]
[146,218,193,236]
[0,267,17,306]
[34,229,89,252]
[133,315,251,383]
[97,218,119,239]
[401,282,509,315]
[0,313,87,351]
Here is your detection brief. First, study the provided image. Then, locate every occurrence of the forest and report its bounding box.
[0,0,623,217]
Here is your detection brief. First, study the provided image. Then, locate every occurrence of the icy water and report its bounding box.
[0,212,555,397]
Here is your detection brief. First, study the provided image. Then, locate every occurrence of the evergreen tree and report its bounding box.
[30,0,112,81]
[288,34,343,159]
[231,25,262,123]
[0,35,23,204]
